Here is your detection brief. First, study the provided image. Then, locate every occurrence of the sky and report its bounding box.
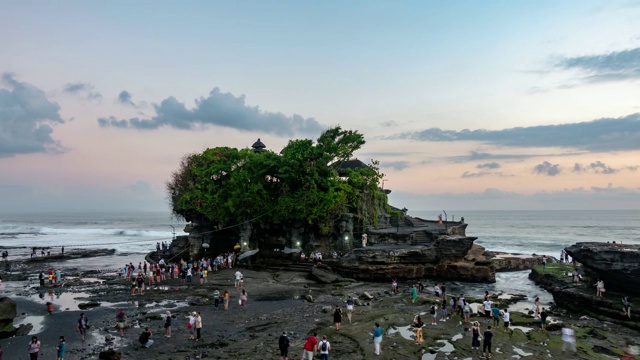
[2,0,640,212]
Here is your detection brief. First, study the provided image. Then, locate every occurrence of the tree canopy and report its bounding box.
[166,126,384,233]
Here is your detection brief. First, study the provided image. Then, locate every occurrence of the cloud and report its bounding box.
[449,150,545,163]
[0,73,66,157]
[477,162,501,169]
[533,161,561,176]
[389,113,640,152]
[381,161,410,171]
[461,171,491,178]
[572,160,631,174]
[380,120,398,127]
[63,82,102,100]
[117,90,145,108]
[388,186,640,211]
[98,87,324,137]
[556,47,640,82]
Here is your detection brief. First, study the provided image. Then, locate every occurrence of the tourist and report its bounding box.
[28,336,40,360]
[391,278,398,294]
[195,312,203,341]
[572,269,580,285]
[411,284,417,303]
[186,267,192,283]
[561,323,576,354]
[542,255,547,271]
[458,294,465,316]
[463,301,471,323]
[302,331,318,360]
[223,290,230,310]
[139,327,153,348]
[413,315,424,345]
[136,273,145,295]
[595,279,605,297]
[234,270,242,288]
[430,304,438,325]
[318,335,331,360]
[434,284,441,298]
[130,277,137,295]
[483,298,493,322]
[76,313,89,343]
[483,325,493,359]
[115,310,128,336]
[213,288,221,309]
[450,296,457,316]
[372,323,383,356]
[239,271,244,288]
[484,290,490,301]
[279,330,290,360]
[471,321,481,350]
[164,311,172,338]
[333,304,342,330]
[187,312,196,340]
[441,284,447,298]
[533,297,540,319]
[56,336,65,360]
[240,289,248,309]
[622,296,632,319]
[346,296,354,323]
[492,303,501,328]
[503,309,510,332]
[440,300,448,321]
[362,233,368,248]
[540,307,548,331]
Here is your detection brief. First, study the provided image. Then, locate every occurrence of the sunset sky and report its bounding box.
[2,1,640,212]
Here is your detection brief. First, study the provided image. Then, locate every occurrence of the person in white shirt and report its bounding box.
[318,335,331,360]
[502,309,510,332]
[561,323,576,353]
[483,300,493,322]
[234,270,242,288]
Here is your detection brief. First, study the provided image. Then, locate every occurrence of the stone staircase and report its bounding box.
[412,232,431,246]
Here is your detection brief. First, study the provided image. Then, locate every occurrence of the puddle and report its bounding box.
[511,326,534,333]
[435,339,455,354]
[13,315,46,334]
[387,325,416,340]
[451,333,463,341]
[513,346,534,356]
[421,353,436,360]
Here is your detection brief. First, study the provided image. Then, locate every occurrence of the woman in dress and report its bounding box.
[533,297,540,319]
[413,315,424,345]
[471,321,481,350]
[240,289,248,309]
[333,304,343,330]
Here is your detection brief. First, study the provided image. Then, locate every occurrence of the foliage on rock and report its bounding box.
[167,127,385,232]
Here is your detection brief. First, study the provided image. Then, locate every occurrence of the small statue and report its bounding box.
[362,234,368,248]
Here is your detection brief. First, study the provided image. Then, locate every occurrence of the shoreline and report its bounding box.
[1,250,639,359]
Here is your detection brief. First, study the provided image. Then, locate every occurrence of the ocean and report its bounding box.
[411,209,640,257]
[2,210,639,260]
[3,210,637,316]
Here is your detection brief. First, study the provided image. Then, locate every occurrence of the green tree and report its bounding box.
[166,126,385,234]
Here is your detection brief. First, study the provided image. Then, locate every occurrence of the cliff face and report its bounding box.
[565,242,640,296]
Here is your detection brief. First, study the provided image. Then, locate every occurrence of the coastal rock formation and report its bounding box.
[489,252,548,272]
[333,235,496,282]
[565,242,640,296]
[0,297,17,338]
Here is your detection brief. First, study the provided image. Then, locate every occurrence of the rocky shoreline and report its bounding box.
[1,248,639,359]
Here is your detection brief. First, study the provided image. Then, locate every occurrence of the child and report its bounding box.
[56,336,66,360]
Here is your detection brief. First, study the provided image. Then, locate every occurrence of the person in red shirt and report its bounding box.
[301,332,318,360]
